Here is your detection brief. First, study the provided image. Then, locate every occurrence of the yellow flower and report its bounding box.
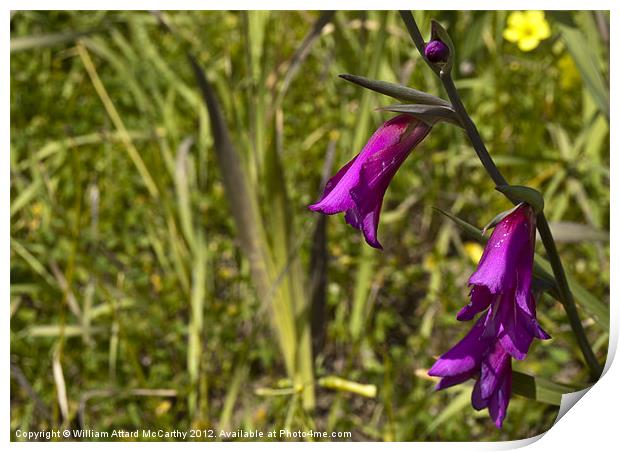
[503,11,551,52]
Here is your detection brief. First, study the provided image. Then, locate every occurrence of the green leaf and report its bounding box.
[558,24,609,120]
[339,73,452,107]
[378,103,461,127]
[425,388,471,435]
[548,222,609,243]
[482,203,523,235]
[512,371,586,406]
[430,20,455,75]
[432,207,484,242]
[11,29,99,52]
[534,255,609,331]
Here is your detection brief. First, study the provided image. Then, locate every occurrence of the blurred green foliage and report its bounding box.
[10,10,609,441]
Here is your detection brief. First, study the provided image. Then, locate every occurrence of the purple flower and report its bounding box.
[425,40,450,63]
[308,114,431,249]
[463,204,550,359]
[428,204,550,428]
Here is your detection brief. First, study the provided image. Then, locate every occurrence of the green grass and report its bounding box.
[10,10,609,441]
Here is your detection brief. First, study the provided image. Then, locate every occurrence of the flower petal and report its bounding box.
[488,363,512,429]
[345,198,384,249]
[309,114,431,249]
[523,293,551,340]
[471,379,488,410]
[468,204,535,295]
[514,214,537,316]
[480,342,511,399]
[428,314,491,378]
[496,291,535,360]
[457,285,494,321]
[347,118,431,248]
[435,370,477,391]
[308,115,413,214]
[308,156,358,214]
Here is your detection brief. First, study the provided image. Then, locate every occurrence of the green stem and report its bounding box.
[399,11,602,379]
[537,215,602,378]
[440,74,508,187]
[399,11,436,73]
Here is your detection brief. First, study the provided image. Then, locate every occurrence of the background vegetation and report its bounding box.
[10,10,609,441]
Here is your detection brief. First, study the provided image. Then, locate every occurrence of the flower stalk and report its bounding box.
[398,10,602,379]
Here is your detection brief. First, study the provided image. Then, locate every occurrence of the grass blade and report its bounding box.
[76,42,160,199]
[558,24,609,119]
[189,55,311,407]
[11,29,98,52]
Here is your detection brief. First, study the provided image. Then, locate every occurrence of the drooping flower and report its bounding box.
[309,114,432,249]
[428,204,550,428]
[503,11,551,52]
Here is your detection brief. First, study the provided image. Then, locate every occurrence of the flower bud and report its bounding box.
[424,39,450,63]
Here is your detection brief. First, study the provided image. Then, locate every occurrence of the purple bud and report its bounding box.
[424,40,449,63]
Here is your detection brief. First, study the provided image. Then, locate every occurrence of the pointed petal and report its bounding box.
[523,293,551,340]
[428,314,491,378]
[488,363,512,429]
[308,156,358,214]
[480,342,511,399]
[496,291,535,360]
[457,285,494,321]
[471,379,488,410]
[514,237,536,317]
[435,369,476,391]
[532,321,551,340]
[345,199,384,249]
[360,198,384,249]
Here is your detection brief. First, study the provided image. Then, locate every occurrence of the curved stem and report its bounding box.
[440,74,507,187]
[398,11,437,74]
[537,215,602,378]
[399,11,602,379]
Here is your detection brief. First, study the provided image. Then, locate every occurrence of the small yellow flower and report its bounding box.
[503,11,551,52]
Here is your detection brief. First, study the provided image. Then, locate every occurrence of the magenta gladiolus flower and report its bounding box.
[308,114,432,249]
[428,204,550,428]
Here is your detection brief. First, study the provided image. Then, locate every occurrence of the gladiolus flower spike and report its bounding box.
[428,203,550,428]
[308,114,432,249]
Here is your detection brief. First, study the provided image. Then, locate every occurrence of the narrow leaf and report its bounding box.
[430,20,455,74]
[378,103,461,127]
[547,221,609,243]
[339,73,452,107]
[512,370,585,406]
[11,29,98,52]
[558,24,609,119]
